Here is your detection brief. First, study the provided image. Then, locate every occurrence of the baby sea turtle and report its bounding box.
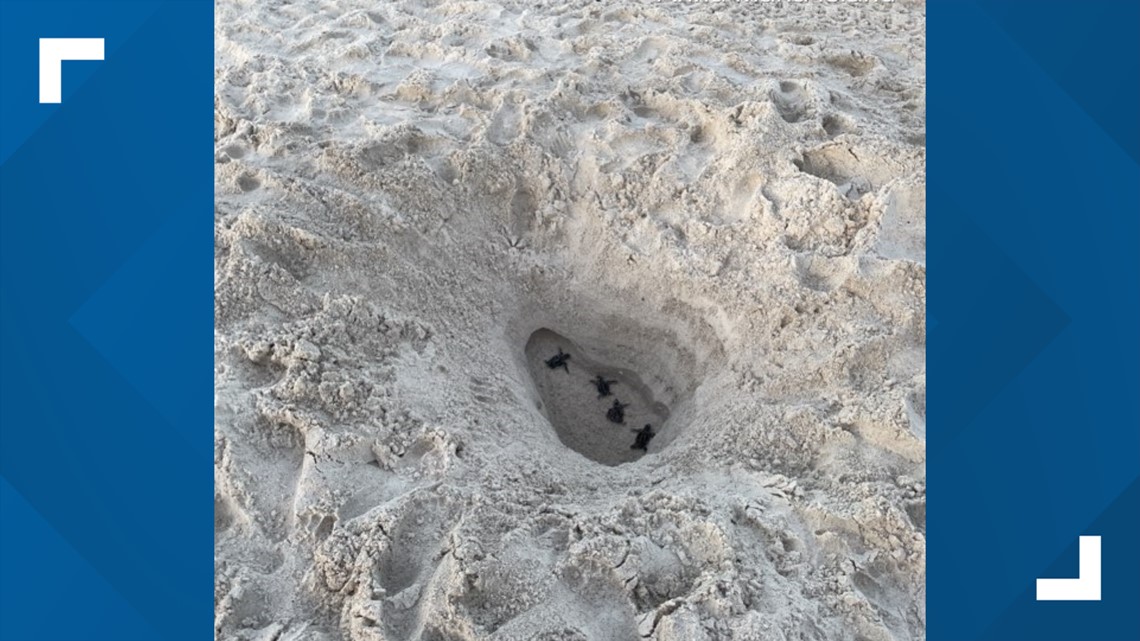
[606,399,629,424]
[545,347,570,374]
[590,375,617,398]
[630,424,656,451]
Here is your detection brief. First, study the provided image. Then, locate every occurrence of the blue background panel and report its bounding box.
[929,1,1140,640]
[0,1,213,640]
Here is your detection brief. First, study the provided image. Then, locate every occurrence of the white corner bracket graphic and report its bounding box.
[39,38,105,104]
[1036,535,1102,601]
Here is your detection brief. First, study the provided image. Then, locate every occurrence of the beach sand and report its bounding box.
[214,1,926,639]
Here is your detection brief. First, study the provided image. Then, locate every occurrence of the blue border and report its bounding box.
[929,1,1140,639]
[0,1,213,639]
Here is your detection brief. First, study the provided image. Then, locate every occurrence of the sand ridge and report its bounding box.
[214,1,926,639]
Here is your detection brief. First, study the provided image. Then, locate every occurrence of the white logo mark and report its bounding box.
[1036,535,1101,601]
[39,38,104,104]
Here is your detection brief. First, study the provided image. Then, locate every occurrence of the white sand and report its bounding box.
[214,1,926,639]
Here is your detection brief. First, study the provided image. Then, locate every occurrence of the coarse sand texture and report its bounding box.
[214,1,927,640]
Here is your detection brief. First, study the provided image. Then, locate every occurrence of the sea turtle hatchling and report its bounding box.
[590,375,617,398]
[606,399,629,424]
[630,424,656,451]
[545,347,571,374]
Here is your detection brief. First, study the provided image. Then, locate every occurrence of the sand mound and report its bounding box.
[215,1,926,639]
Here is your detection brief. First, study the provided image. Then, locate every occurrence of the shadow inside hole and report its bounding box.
[525,328,670,466]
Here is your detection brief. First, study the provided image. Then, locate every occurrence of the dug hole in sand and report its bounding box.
[526,328,676,466]
[214,1,926,640]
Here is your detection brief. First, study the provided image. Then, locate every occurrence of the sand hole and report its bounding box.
[794,143,896,201]
[525,329,672,466]
[237,173,261,192]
